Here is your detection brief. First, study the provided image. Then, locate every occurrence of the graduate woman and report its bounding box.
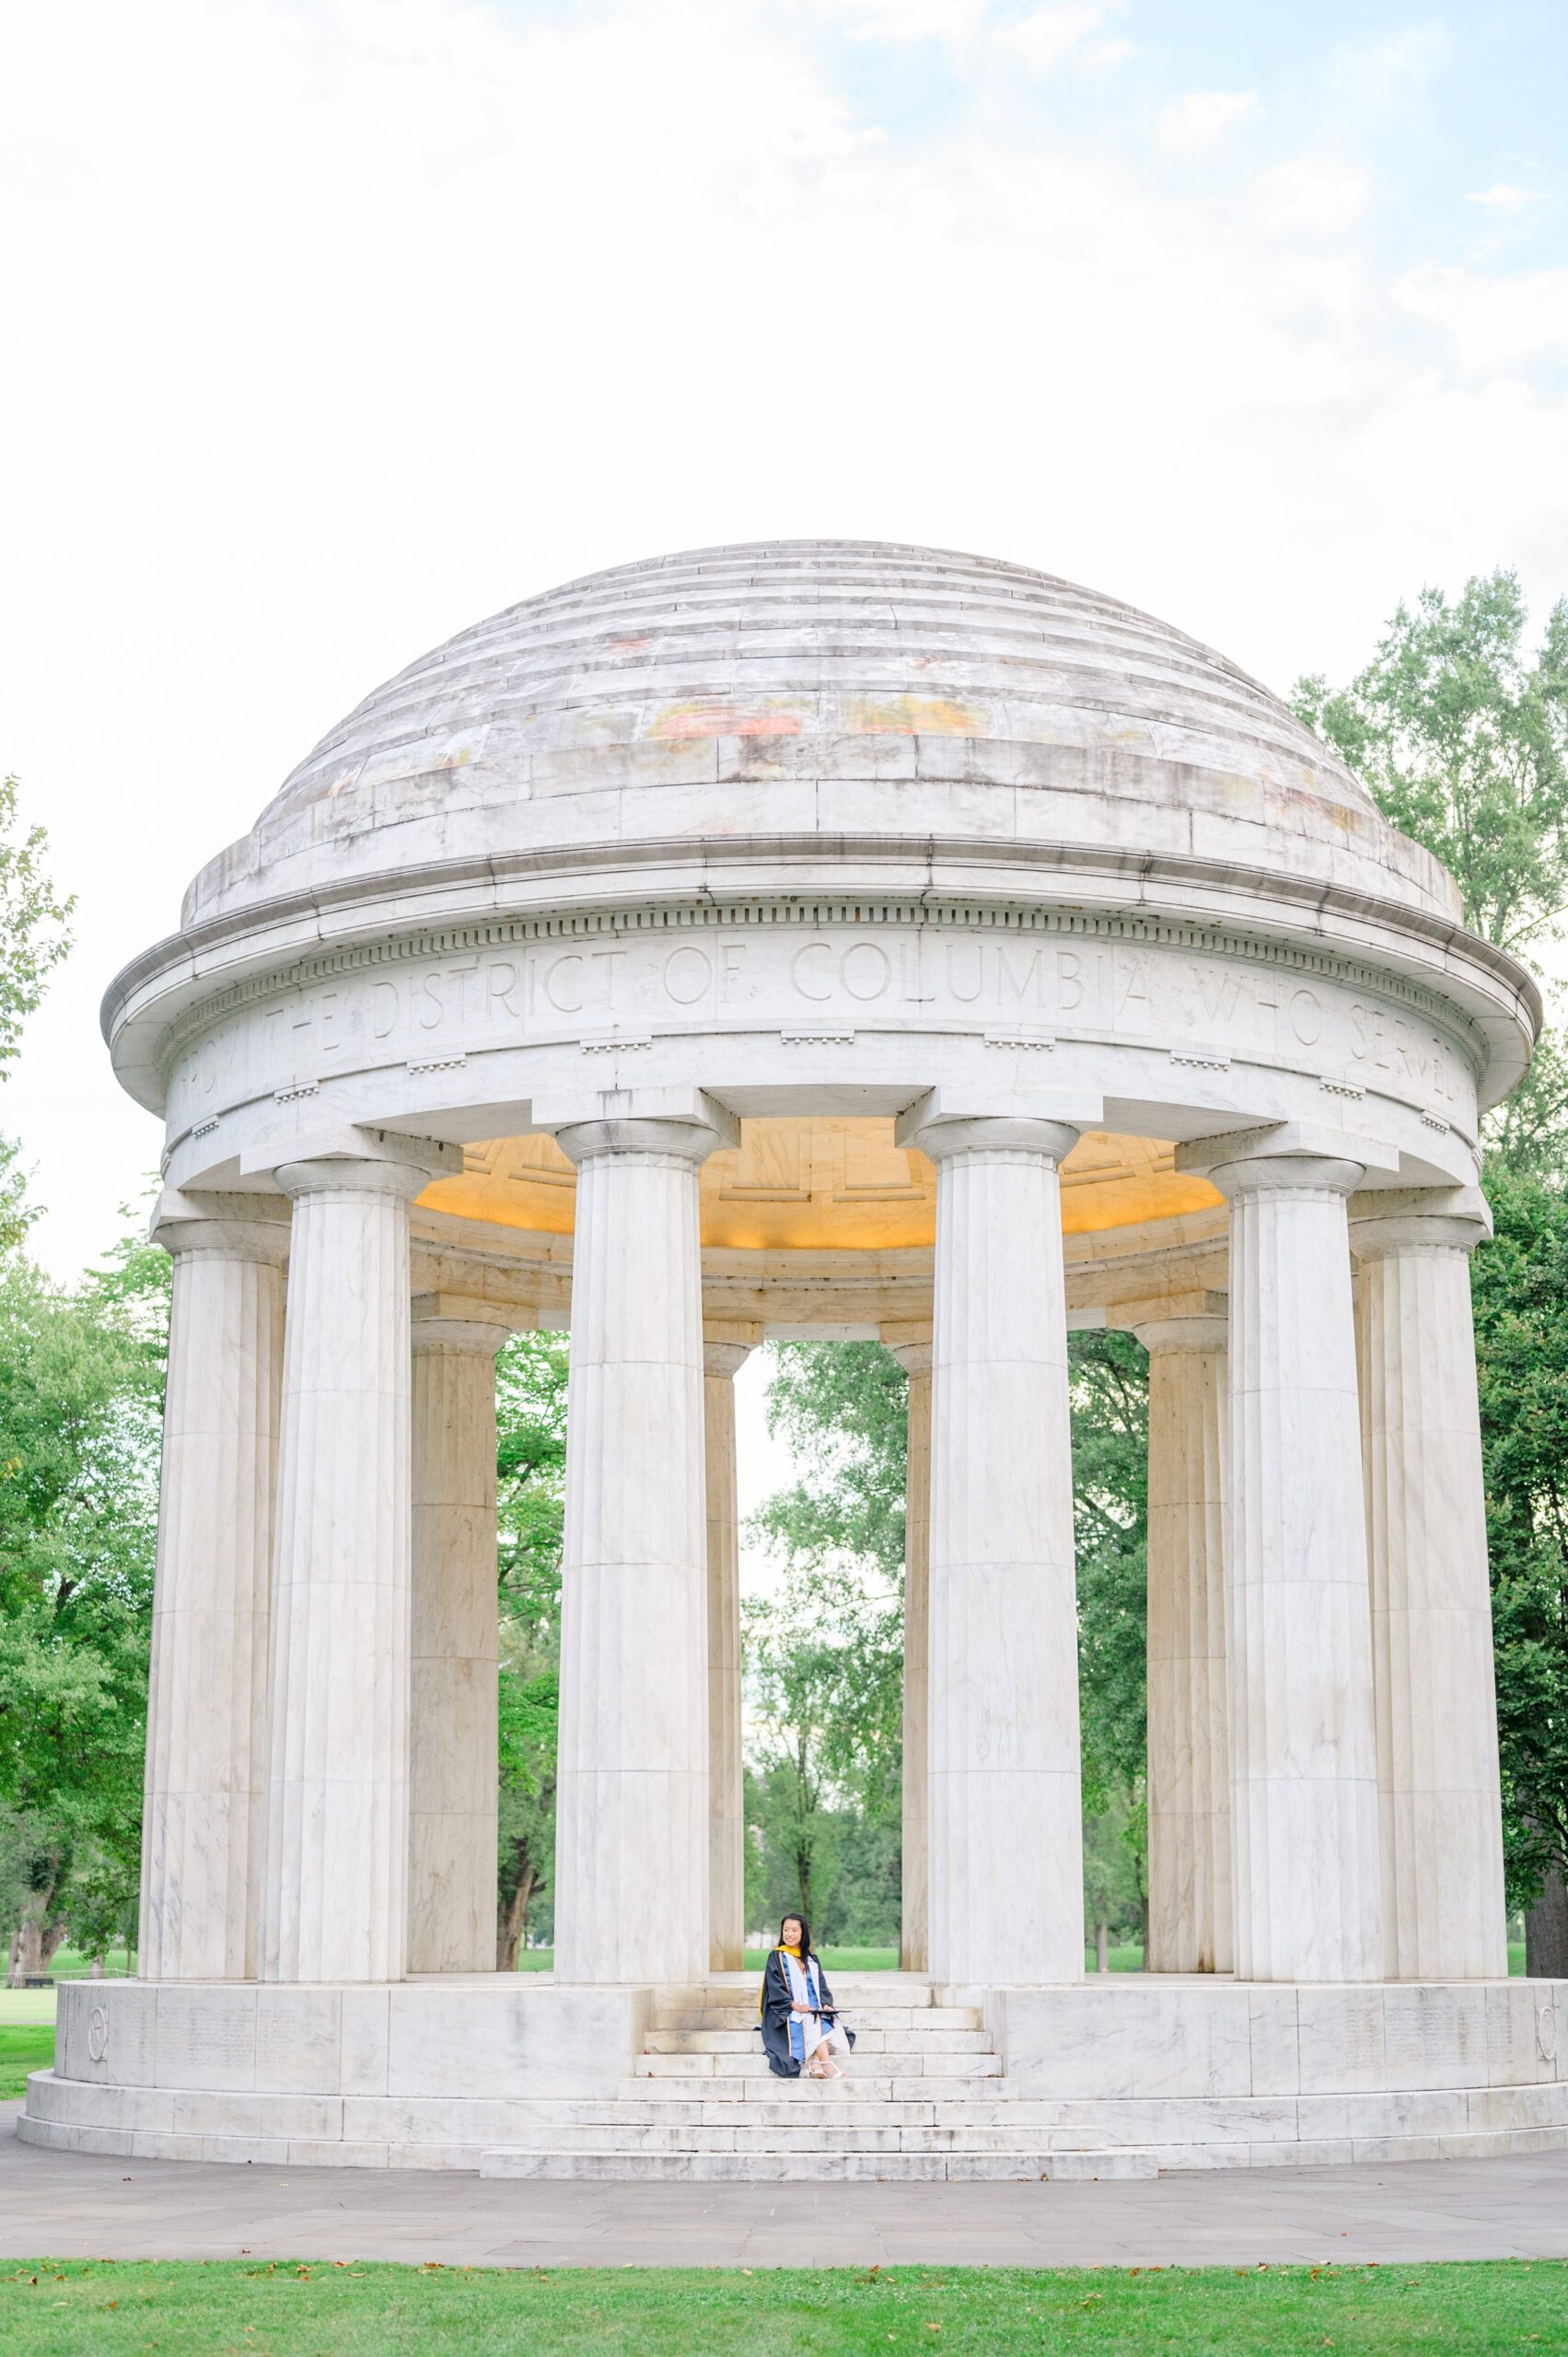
[759,1913,855,2080]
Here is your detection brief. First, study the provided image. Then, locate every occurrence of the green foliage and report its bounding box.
[1292,571,1568,956]
[748,1332,1153,1942]
[1082,1782,1144,1950]
[751,1341,908,1579]
[746,1343,908,1943]
[744,1559,904,1944]
[0,1238,165,1964]
[1472,1167,1568,1915]
[1068,1330,1148,1819]
[494,1330,568,1959]
[0,777,73,1083]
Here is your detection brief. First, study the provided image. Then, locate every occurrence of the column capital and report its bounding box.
[411,1311,513,1356]
[1349,1184,1493,1260]
[703,1341,753,1379]
[151,1189,292,1266]
[1195,1148,1365,1202]
[535,1086,738,1169]
[274,1136,450,1204]
[896,1088,1081,1166]
[1176,1119,1400,1199]
[884,1338,933,1377]
[1132,1312,1229,1355]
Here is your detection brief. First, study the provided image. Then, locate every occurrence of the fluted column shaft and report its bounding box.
[552,1114,727,1984]
[906,1110,1085,1987]
[704,1341,751,1972]
[1136,1318,1232,1975]
[408,1321,505,1976]
[1215,1151,1383,1982]
[1352,1197,1506,1979]
[140,1202,289,1980]
[261,1157,428,1984]
[889,1341,932,1974]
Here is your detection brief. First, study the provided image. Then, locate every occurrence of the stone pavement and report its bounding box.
[6,2106,1568,2268]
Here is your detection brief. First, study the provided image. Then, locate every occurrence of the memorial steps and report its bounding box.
[480,1978,1155,2181]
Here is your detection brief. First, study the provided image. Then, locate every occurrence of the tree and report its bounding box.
[1471,1170,1568,1972]
[0,1248,163,1979]
[749,1332,1153,1947]
[747,1342,907,1942]
[1068,1331,1148,1821]
[493,1329,568,1963]
[0,775,73,1086]
[751,1341,907,1582]
[1292,572,1568,958]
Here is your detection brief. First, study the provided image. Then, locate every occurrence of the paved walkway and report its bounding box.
[6,2109,1568,2267]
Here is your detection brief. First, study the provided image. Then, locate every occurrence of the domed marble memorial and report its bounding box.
[24,541,1565,2180]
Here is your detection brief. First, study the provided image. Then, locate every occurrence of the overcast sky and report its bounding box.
[3,0,1566,1303]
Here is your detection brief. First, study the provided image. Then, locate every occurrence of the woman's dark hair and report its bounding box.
[777,1911,812,1956]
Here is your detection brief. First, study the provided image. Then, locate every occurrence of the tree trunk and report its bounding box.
[1095,1919,1110,1974]
[496,1866,536,1972]
[5,1928,18,1991]
[1526,1862,1568,1978]
[9,1894,68,1982]
[89,1953,105,1980]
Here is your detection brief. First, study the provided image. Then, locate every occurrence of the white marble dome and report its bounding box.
[183,539,1457,927]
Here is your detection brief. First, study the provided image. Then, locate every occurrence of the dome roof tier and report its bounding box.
[184,540,1457,928]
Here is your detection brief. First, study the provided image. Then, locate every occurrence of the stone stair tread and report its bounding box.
[642,2028,991,2053]
[480,2149,1160,2182]
[623,2072,1008,2098]
[636,2051,1002,2078]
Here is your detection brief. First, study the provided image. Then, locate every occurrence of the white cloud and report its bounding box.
[843,0,987,41]
[1004,2,1125,75]
[1395,264,1568,369]
[1465,182,1545,214]
[1331,21,1451,112]
[1157,88,1260,157]
[1252,154,1373,234]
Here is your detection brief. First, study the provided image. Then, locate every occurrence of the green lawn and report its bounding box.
[0,2025,54,2101]
[1,2260,1563,2353]
[514,1948,906,1973]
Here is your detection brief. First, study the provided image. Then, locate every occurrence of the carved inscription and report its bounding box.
[167,923,1473,1132]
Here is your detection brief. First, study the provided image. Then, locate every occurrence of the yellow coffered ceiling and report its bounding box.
[418,1118,1222,1248]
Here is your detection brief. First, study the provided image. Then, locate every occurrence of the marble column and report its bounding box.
[261,1155,431,1985]
[704,1340,751,1972]
[1134,1312,1232,1976]
[888,1339,933,1975]
[1351,1190,1507,1980]
[1209,1147,1383,1983]
[139,1196,290,1981]
[408,1315,507,1977]
[550,1107,734,1985]
[900,1105,1085,1987]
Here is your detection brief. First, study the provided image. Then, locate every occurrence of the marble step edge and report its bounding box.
[480,2147,1160,2182]
[479,2123,1191,2154]
[642,2029,993,2054]
[647,2007,983,2033]
[625,2072,1009,2099]
[637,2052,1001,2078]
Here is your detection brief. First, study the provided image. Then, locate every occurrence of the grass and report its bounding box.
[741,1946,900,1972]
[0,2024,55,2100]
[1,2260,1564,2352]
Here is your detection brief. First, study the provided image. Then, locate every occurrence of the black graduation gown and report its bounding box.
[758,1948,856,2078]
